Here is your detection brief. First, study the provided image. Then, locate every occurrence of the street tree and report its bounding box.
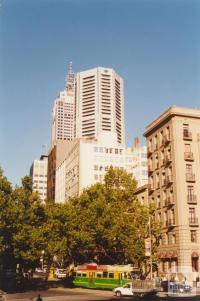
[10,177,46,269]
[68,167,161,272]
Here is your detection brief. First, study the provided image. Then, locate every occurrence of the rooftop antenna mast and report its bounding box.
[65,61,75,92]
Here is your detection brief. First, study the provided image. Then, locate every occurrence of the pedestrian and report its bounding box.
[36,294,43,301]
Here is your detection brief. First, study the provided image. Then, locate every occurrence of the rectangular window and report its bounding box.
[191,230,197,243]
[183,124,192,139]
[189,207,195,218]
[108,272,114,278]
[160,131,164,144]
[185,144,191,152]
[183,124,189,131]
[188,186,194,196]
[103,272,108,278]
[186,164,192,173]
[172,234,176,244]
[96,272,102,278]
[192,257,199,272]
[166,126,170,138]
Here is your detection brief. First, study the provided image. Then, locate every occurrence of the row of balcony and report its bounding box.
[166,218,176,228]
[147,137,171,155]
[149,173,195,192]
[147,131,192,156]
[164,197,175,207]
[164,217,198,228]
[189,217,199,226]
[148,156,172,173]
[148,152,194,172]
[158,195,197,208]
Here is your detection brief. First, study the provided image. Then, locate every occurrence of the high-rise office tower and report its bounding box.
[51,62,75,146]
[75,67,125,146]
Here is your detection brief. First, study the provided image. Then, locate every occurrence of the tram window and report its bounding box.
[108,272,114,278]
[123,272,128,279]
[103,272,108,278]
[82,272,87,277]
[97,272,102,278]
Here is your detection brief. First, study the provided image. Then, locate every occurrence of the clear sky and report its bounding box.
[0,0,200,186]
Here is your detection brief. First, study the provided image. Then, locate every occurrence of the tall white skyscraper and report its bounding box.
[51,62,75,146]
[75,67,125,146]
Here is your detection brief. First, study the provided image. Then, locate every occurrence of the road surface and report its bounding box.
[5,287,200,301]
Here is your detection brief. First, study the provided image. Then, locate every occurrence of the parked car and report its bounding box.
[168,282,192,294]
[54,269,67,279]
[113,283,133,297]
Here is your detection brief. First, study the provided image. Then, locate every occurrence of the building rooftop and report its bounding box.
[144,105,200,137]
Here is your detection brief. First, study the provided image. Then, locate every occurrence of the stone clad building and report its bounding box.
[144,106,200,280]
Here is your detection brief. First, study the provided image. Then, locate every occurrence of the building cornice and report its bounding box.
[144,106,200,137]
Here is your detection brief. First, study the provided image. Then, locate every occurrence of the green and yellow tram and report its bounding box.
[73,263,138,290]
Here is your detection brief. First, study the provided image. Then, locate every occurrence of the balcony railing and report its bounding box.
[164,154,172,165]
[186,173,195,182]
[166,218,175,227]
[187,194,197,204]
[184,152,194,161]
[183,130,192,140]
[147,146,153,156]
[148,165,153,174]
[189,217,199,226]
[148,184,154,193]
[164,175,173,186]
[163,135,171,145]
[165,197,175,206]
[156,182,160,189]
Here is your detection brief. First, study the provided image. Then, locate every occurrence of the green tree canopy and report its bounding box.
[0,166,160,277]
[68,167,160,272]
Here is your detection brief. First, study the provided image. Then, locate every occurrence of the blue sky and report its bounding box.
[0,0,200,185]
